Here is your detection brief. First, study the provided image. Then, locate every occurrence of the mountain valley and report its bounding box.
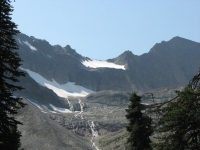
[14,33,200,150]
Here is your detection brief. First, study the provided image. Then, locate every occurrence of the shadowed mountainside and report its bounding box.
[17,34,200,91]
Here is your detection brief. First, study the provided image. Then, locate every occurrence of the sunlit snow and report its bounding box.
[26,99,47,113]
[18,39,23,45]
[82,59,126,70]
[20,68,94,98]
[27,99,43,111]
[26,99,72,114]
[42,105,57,113]
[11,95,17,98]
[23,41,37,51]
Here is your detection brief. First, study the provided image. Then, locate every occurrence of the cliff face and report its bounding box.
[17,33,200,92]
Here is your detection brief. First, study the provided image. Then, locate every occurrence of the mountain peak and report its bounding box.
[63,45,79,56]
[149,36,198,54]
[167,36,199,49]
[16,32,200,93]
[116,50,134,58]
[168,36,193,45]
[170,36,187,41]
[123,50,133,55]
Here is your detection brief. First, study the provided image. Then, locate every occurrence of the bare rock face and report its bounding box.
[84,90,131,106]
[17,33,200,92]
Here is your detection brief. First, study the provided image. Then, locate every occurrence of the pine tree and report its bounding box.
[0,0,25,149]
[125,93,153,150]
[152,87,200,150]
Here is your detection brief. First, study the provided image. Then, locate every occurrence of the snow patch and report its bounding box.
[27,99,43,110]
[11,95,17,98]
[18,39,23,45]
[23,41,37,51]
[47,55,52,58]
[49,104,72,113]
[42,105,57,114]
[20,68,94,98]
[141,102,149,105]
[27,99,47,113]
[82,59,126,70]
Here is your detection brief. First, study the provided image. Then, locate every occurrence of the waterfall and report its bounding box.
[67,98,74,111]
[78,99,84,119]
[88,121,99,150]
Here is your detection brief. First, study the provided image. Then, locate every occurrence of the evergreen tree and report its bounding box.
[152,87,200,150]
[125,93,153,150]
[0,0,25,149]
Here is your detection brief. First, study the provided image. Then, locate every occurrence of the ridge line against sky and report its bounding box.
[11,0,200,60]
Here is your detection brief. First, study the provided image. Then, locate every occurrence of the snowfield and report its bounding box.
[82,59,126,70]
[20,68,94,98]
[23,41,37,51]
[27,99,72,114]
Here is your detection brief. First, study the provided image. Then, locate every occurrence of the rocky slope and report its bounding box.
[16,86,181,150]
[17,99,93,150]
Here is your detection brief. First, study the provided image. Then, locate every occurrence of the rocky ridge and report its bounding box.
[17,34,200,91]
[14,33,200,149]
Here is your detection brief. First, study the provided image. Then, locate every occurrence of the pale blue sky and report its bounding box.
[11,0,200,60]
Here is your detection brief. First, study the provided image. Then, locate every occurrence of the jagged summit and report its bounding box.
[122,50,134,55]
[117,50,135,58]
[16,33,200,91]
[107,50,136,66]
[64,45,80,55]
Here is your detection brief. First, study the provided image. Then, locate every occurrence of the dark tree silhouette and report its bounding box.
[0,0,25,149]
[149,70,200,150]
[126,93,153,150]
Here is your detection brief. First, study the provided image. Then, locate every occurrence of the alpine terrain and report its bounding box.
[13,33,200,150]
